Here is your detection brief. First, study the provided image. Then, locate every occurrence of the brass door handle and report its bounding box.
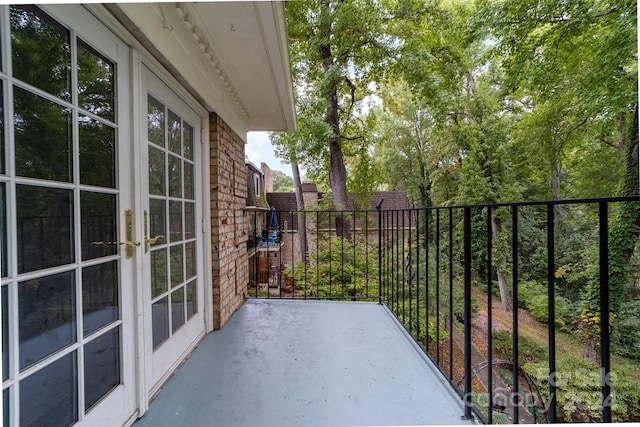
[144,210,164,252]
[145,235,164,245]
[91,210,140,258]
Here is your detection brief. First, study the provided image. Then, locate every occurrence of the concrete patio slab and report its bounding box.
[133,299,473,426]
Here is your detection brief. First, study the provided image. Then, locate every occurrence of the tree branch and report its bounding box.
[500,6,621,26]
[339,134,365,142]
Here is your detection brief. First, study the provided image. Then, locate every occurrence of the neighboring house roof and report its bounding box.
[267,192,298,230]
[246,162,270,210]
[267,190,410,231]
[350,191,409,211]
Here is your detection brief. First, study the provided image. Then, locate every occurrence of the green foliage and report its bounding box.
[287,233,379,299]
[273,0,396,199]
[471,393,512,424]
[611,300,640,361]
[518,280,573,329]
[271,170,294,192]
[492,330,549,364]
[527,351,640,422]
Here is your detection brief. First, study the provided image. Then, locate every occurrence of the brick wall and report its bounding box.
[209,113,248,329]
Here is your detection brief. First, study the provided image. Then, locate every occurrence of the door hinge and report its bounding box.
[202,218,206,234]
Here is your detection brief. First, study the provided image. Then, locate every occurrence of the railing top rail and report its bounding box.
[276,195,639,215]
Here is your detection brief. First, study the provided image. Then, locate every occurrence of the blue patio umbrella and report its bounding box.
[269,207,278,229]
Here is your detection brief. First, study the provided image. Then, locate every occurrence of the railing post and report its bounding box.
[448,208,454,381]
[436,209,441,365]
[377,199,383,304]
[599,201,612,423]
[463,207,473,420]
[547,203,557,423]
[512,205,519,424]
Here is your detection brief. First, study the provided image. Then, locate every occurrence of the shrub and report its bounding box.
[518,280,573,329]
[611,300,640,361]
[527,352,640,422]
[491,330,548,364]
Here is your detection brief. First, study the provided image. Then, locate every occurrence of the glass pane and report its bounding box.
[171,288,184,333]
[150,248,167,299]
[148,95,165,147]
[168,110,181,155]
[14,86,72,182]
[170,245,183,288]
[3,388,8,427]
[152,297,169,349]
[184,162,194,200]
[1,84,4,175]
[1,183,6,277]
[20,351,77,426]
[77,40,114,122]
[2,286,8,381]
[82,261,118,337]
[186,280,197,319]
[19,271,76,370]
[149,199,166,248]
[168,154,182,198]
[81,191,116,261]
[149,146,165,196]
[84,327,120,411]
[10,5,71,101]
[183,122,193,160]
[169,201,182,242]
[184,202,195,240]
[79,116,116,188]
[185,241,196,280]
[17,185,74,273]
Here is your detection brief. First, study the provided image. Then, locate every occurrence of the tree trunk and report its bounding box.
[491,215,512,311]
[583,337,599,363]
[418,157,432,209]
[291,162,308,262]
[549,156,563,226]
[329,130,353,239]
[319,0,352,239]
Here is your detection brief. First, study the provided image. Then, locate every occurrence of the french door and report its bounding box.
[1,6,207,425]
[141,68,205,398]
[1,4,137,426]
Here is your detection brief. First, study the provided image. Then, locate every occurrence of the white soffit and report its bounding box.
[187,2,296,132]
[110,2,296,134]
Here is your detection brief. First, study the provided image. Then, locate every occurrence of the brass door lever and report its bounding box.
[144,210,164,252]
[91,210,140,257]
[145,235,164,245]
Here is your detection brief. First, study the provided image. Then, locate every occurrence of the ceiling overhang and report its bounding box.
[187,1,296,132]
[106,2,296,135]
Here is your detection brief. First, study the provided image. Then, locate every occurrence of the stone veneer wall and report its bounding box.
[209,113,248,329]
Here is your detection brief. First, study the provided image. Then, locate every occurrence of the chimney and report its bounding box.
[261,162,273,193]
[301,182,318,207]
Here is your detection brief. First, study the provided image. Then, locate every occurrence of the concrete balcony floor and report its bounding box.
[134,299,473,426]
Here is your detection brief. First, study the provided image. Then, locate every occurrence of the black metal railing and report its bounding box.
[247,196,640,424]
